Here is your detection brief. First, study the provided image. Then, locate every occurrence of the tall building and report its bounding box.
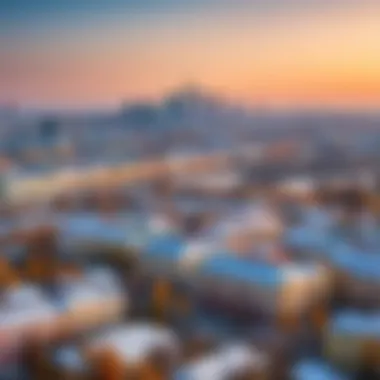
[39,117,60,140]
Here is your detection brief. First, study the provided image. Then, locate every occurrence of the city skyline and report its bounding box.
[1,0,380,110]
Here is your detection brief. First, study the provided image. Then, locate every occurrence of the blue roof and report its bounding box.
[329,242,380,281]
[286,220,380,282]
[292,359,347,380]
[58,213,133,245]
[58,213,103,236]
[173,370,189,380]
[302,207,333,230]
[198,255,281,287]
[143,234,185,262]
[330,311,380,337]
[174,197,242,215]
[53,346,86,371]
[285,226,332,254]
[58,213,187,257]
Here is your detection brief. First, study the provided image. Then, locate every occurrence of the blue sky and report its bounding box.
[1,0,380,109]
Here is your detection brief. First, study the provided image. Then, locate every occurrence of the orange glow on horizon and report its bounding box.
[1,3,380,109]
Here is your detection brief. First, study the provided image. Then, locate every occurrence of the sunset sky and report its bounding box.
[1,0,380,110]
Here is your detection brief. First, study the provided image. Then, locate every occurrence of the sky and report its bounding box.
[1,0,380,110]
